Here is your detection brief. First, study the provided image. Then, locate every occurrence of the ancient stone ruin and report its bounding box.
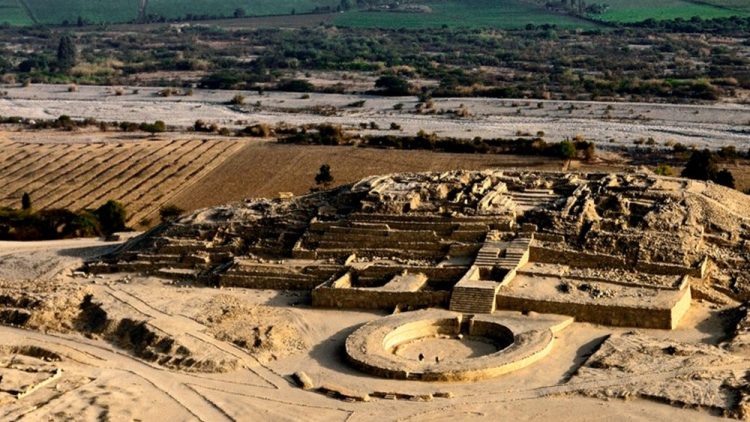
[89,170,750,381]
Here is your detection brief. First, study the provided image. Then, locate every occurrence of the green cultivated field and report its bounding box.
[596,0,746,23]
[700,0,750,12]
[333,0,598,29]
[22,0,339,25]
[26,0,137,24]
[147,0,338,20]
[3,0,749,26]
[0,0,33,25]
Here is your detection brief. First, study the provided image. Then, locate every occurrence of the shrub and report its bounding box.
[239,123,272,137]
[199,71,243,89]
[140,120,166,134]
[277,79,315,92]
[718,146,738,158]
[559,140,577,160]
[94,200,127,235]
[228,94,245,105]
[315,164,334,187]
[654,164,674,176]
[681,149,718,181]
[673,143,688,153]
[21,193,31,211]
[194,119,209,132]
[159,205,185,223]
[375,75,411,96]
[715,169,736,189]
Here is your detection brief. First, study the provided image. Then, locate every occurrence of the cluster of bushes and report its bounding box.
[280,124,350,145]
[681,149,737,189]
[0,197,127,241]
[364,132,595,160]
[278,124,595,160]
[5,22,749,102]
[0,115,169,135]
[628,16,750,35]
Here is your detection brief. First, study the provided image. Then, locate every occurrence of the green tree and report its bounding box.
[57,35,77,72]
[715,169,736,189]
[140,120,166,135]
[233,8,246,18]
[95,200,127,235]
[21,192,31,211]
[375,75,412,96]
[681,149,718,181]
[315,164,334,188]
[559,140,577,160]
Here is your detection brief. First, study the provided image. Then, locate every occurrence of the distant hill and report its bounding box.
[0,0,747,28]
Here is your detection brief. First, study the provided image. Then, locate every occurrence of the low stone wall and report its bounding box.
[496,287,691,329]
[219,274,323,290]
[344,309,572,382]
[530,245,700,277]
[312,286,449,310]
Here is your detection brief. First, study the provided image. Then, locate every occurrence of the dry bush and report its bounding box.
[1,74,16,84]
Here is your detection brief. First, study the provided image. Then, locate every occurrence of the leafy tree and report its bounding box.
[199,71,243,89]
[140,120,166,135]
[559,140,577,160]
[681,149,718,181]
[277,79,315,92]
[315,164,334,187]
[57,35,77,72]
[375,75,412,96]
[94,200,127,235]
[21,193,31,211]
[340,0,355,10]
[715,169,736,189]
[233,8,246,18]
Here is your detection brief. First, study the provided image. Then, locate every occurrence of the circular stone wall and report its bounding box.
[345,309,571,382]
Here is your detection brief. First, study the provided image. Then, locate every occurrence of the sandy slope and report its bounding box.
[0,238,739,421]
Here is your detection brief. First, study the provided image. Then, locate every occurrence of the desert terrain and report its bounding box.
[0,236,742,421]
[3,84,750,150]
[2,2,750,418]
[0,84,748,422]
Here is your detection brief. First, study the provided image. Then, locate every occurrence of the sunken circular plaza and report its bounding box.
[345,309,573,382]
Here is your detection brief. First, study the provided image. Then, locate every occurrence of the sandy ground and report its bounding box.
[0,238,739,421]
[2,84,750,150]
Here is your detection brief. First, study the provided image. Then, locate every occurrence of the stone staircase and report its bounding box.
[509,189,561,212]
[449,233,534,314]
[449,279,498,314]
[474,233,532,271]
[500,236,532,270]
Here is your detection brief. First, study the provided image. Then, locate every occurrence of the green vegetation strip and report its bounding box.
[334,0,599,29]
[0,0,34,25]
[595,0,746,23]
